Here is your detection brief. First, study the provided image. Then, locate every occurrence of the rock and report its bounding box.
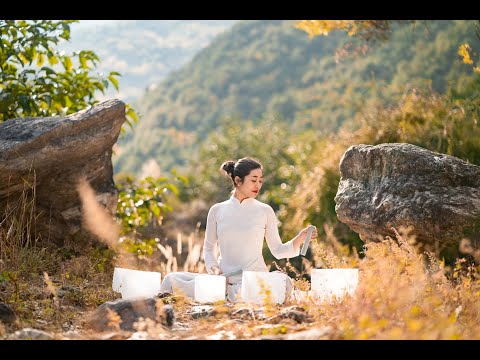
[86,298,174,332]
[279,306,310,323]
[162,304,175,327]
[0,302,16,324]
[230,307,272,322]
[187,305,215,319]
[0,99,126,248]
[266,306,311,324]
[9,328,54,340]
[231,307,255,320]
[335,143,480,250]
[281,305,306,313]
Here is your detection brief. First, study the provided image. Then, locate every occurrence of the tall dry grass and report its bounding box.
[1,177,118,335]
[115,225,207,278]
[0,176,60,301]
[300,226,480,339]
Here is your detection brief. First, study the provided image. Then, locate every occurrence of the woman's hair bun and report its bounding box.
[220,160,236,176]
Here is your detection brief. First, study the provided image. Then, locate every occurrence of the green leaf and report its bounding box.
[18,52,28,64]
[48,54,58,65]
[64,96,73,108]
[41,66,56,75]
[102,79,109,91]
[166,184,179,196]
[79,52,87,69]
[176,175,190,185]
[151,205,161,217]
[108,74,120,91]
[59,28,70,40]
[93,81,104,92]
[36,53,44,67]
[18,94,31,112]
[62,56,72,72]
[126,106,139,123]
[20,69,36,76]
[9,26,17,38]
[43,95,52,107]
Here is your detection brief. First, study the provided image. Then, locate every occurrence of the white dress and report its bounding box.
[159,195,299,300]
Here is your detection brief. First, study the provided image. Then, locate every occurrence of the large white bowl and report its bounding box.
[240,271,287,304]
[112,267,162,300]
[311,268,359,303]
[194,274,226,303]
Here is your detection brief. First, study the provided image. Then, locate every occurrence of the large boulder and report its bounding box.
[0,99,125,248]
[335,143,480,250]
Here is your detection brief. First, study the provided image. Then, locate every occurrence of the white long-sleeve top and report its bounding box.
[203,195,299,280]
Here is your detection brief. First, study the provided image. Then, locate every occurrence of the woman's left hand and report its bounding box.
[293,225,318,254]
[298,225,318,242]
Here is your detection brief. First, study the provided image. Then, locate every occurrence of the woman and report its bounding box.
[159,157,317,301]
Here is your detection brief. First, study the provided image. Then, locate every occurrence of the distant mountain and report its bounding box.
[60,20,237,102]
[113,20,478,176]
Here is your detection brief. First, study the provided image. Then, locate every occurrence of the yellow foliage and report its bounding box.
[458,43,473,64]
[295,20,358,38]
[457,43,479,75]
[407,319,422,332]
[18,52,29,65]
[410,305,421,316]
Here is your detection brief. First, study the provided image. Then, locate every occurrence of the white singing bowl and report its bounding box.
[311,268,359,302]
[240,271,287,304]
[194,274,226,303]
[112,267,162,300]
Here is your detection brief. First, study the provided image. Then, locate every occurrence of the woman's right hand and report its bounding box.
[210,265,223,275]
[211,265,228,287]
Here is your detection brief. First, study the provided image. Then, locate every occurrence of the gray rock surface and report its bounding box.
[0,302,16,324]
[335,143,480,250]
[8,328,54,340]
[86,298,174,332]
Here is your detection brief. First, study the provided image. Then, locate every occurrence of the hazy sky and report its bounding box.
[73,20,123,30]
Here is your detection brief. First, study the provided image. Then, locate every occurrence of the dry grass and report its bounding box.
[77,178,121,249]
[1,178,479,340]
[288,226,480,340]
[0,179,117,337]
[94,225,479,340]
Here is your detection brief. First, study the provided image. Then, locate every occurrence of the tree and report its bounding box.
[116,171,189,259]
[296,20,480,74]
[0,20,137,128]
[457,21,480,74]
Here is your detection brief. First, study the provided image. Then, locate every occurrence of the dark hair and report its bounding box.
[220,157,263,190]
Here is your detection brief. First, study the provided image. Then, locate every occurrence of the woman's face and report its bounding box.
[236,168,263,198]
